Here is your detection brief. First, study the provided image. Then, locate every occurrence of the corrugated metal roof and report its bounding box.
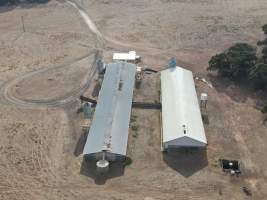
[83,62,136,156]
[161,66,207,148]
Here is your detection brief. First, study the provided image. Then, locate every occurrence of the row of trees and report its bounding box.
[0,0,49,6]
[207,24,267,113]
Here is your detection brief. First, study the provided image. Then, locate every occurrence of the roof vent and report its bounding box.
[118,80,123,91]
[182,125,187,134]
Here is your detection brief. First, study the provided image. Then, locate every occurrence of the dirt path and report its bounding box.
[66,0,180,55]
[66,1,105,44]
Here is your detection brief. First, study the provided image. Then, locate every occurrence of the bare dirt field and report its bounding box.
[0,0,267,199]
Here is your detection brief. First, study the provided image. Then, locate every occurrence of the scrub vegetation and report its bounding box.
[0,0,50,6]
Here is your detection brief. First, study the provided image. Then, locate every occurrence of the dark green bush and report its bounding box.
[262,24,267,35]
[262,103,267,113]
[262,46,267,63]
[249,63,267,89]
[257,38,267,46]
[0,0,49,6]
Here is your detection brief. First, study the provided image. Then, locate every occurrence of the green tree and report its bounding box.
[208,53,230,76]
[263,24,267,35]
[257,38,267,46]
[249,63,267,89]
[262,103,267,113]
[262,46,267,63]
[207,43,257,79]
[0,0,49,6]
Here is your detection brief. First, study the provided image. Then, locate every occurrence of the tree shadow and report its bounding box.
[163,148,208,177]
[80,156,127,185]
[208,74,266,106]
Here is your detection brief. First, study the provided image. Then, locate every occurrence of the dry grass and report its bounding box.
[0,0,267,199]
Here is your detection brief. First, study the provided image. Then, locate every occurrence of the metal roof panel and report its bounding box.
[83,62,136,156]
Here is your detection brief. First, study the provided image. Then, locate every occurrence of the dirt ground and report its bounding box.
[0,0,267,199]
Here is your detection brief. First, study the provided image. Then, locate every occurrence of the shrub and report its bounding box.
[262,24,267,35]
[262,46,267,63]
[248,63,267,89]
[124,157,132,166]
[257,38,267,46]
[131,125,139,132]
[0,0,49,6]
[262,103,267,113]
[130,115,138,123]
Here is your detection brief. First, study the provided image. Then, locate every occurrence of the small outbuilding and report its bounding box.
[113,51,140,63]
[160,66,207,150]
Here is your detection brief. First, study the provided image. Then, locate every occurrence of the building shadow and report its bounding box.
[80,156,128,185]
[202,113,209,125]
[92,82,101,97]
[163,148,208,177]
[74,130,88,157]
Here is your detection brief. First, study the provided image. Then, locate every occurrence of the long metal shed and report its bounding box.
[83,62,136,161]
[161,66,207,150]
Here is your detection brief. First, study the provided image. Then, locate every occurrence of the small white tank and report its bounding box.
[200,93,208,109]
[96,159,109,173]
[200,93,208,101]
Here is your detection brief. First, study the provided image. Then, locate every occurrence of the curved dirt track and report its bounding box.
[0,52,100,107]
